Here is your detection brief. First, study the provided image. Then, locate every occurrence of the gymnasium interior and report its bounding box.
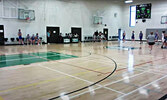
[0,0,167,100]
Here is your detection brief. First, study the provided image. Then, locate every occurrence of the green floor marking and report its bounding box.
[0,58,47,68]
[0,54,34,61]
[0,52,78,68]
[43,55,76,60]
[30,52,59,57]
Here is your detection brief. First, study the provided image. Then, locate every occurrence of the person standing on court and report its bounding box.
[161,31,165,48]
[147,32,155,53]
[155,30,159,44]
[18,29,24,45]
[164,33,167,48]
[122,31,126,42]
[131,31,135,41]
[95,30,98,42]
[47,30,51,43]
[161,31,167,48]
[139,31,143,44]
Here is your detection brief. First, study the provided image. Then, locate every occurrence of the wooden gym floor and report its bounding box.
[0,41,167,100]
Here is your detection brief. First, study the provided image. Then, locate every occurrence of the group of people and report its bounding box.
[122,30,167,52]
[47,31,80,43]
[93,31,106,42]
[122,31,144,43]
[147,31,167,52]
[65,33,79,38]
[18,29,41,45]
[161,31,167,48]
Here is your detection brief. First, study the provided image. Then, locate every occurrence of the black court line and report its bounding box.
[159,94,167,100]
[48,55,117,100]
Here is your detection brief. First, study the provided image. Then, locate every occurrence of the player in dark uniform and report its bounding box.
[18,29,24,44]
[131,31,135,41]
[155,30,159,45]
[31,34,35,45]
[35,33,41,45]
[122,31,126,42]
[26,34,31,45]
[139,31,143,44]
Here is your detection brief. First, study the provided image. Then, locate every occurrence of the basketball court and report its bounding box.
[0,0,167,100]
[0,41,166,100]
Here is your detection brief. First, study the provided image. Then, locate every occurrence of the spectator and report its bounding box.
[26,34,31,45]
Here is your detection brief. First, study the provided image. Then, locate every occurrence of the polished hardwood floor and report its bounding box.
[0,41,166,100]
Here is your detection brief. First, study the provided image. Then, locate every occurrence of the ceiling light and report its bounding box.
[125,0,133,4]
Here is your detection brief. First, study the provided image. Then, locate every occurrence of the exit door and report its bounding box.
[0,25,4,45]
[71,27,82,42]
[103,28,108,40]
[46,27,60,43]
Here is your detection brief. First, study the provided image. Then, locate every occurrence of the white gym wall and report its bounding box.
[2,0,167,42]
[0,0,123,42]
[122,0,167,40]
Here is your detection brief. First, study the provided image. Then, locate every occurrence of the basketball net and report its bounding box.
[26,17,31,22]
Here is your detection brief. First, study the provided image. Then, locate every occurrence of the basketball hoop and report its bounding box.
[26,17,30,22]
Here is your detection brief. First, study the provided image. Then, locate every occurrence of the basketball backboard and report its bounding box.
[18,9,35,21]
[161,16,167,24]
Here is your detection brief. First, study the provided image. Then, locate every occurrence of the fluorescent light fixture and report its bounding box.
[125,0,133,3]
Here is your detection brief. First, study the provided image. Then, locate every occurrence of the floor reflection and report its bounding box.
[128,49,134,73]
[60,92,69,100]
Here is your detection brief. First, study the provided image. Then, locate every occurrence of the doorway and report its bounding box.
[103,28,108,40]
[71,27,82,42]
[46,26,60,43]
[0,25,4,45]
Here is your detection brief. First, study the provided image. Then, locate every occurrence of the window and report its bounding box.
[129,6,136,27]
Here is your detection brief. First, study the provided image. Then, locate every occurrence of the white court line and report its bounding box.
[82,57,166,71]
[57,55,93,62]
[86,57,167,76]
[149,68,167,73]
[135,64,167,74]
[69,86,102,99]
[115,74,167,100]
[70,71,149,99]
[115,66,165,76]
[134,68,164,76]
[0,65,31,71]
[87,57,167,75]
[0,56,39,62]
[39,64,125,95]
[52,57,165,98]
[70,57,165,76]
[136,63,167,70]
[69,70,149,99]
[103,71,147,87]
[134,67,166,75]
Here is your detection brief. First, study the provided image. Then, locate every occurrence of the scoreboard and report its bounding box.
[136,3,152,19]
